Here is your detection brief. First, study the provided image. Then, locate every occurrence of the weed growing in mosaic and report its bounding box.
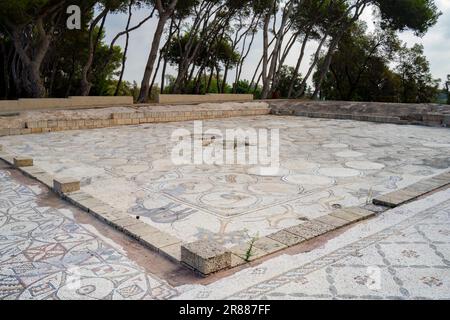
[244,233,259,262]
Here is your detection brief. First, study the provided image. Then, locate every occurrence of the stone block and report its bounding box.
[373,189,420,208]
[20,165,46,176]
[0,144,2,151]
[344,207,376,219]
[160,243,182,262]
[252,237,287,254]
[330,209,363,222]
[90,206,125,222]
[122,221,159,239]
[230,242,266,262]
[267,230,305,247]
[285,224,323,240]
[53,177,80,194]
[181,240,231,275]
[33,173,54,187]
[230,254,247,268]
[13,157,33,167]
[66,191,91,202]
[300,220,336,233]
[315,214,350,228]
[140,230,180,250]
[112,216,140,230]
[403,182,435,193]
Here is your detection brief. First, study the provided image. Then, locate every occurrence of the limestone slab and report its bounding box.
[181,240,231,275]
[230,243,266,262]
[344,207,376,219]
[330,209,362,222]
[285,224,323,240]
[53,177,80,194]
[124,222,160,239]
[300,220,336,233]
[13,157,33,167]
[112,216,140,230]
[32,173,54,187]
[20,165,46,175]
[373,189,420,208]
[160,243,182,262]
[252,237,287,254]
[230,254,247,268]
[315,214,350,228]
[141,231,181,250]
[267,230,305,246]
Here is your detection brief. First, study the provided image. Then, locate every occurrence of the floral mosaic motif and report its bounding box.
[354,275,371,286]
[402,250,420,259]
[0,169,177,300]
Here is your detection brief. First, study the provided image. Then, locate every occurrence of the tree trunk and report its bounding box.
[160,19,176,94]
[263,1,293,98]
[80,8,109,96]
[287,33,309,98]
[261,13,271,99]
[65,55,76,97]
[206,68,214,93]
[221,62,230,93]
[11,18,50,98]
[138,12,170,102]
[115,2,134,96]
[295,34,329,98]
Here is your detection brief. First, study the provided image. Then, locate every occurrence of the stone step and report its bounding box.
[373,172,450,207]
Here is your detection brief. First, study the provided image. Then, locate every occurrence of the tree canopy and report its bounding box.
[0,0,444,102]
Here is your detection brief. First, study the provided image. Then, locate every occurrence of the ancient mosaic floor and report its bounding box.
[2,165,449,300]
[1,116,450,247]
[0,169,177,300]
[177,188,450,300]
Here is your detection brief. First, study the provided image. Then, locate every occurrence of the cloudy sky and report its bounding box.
[103,0,450,88]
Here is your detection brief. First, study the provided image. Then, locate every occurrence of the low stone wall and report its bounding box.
[157,93,254,104]
[0,106,270,137]
[269,100,450,127]
[0,96,133,113]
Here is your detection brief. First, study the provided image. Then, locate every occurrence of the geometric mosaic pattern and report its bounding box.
[0,169,177,300]
[1,116,450,248]
[187,196,450,300]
